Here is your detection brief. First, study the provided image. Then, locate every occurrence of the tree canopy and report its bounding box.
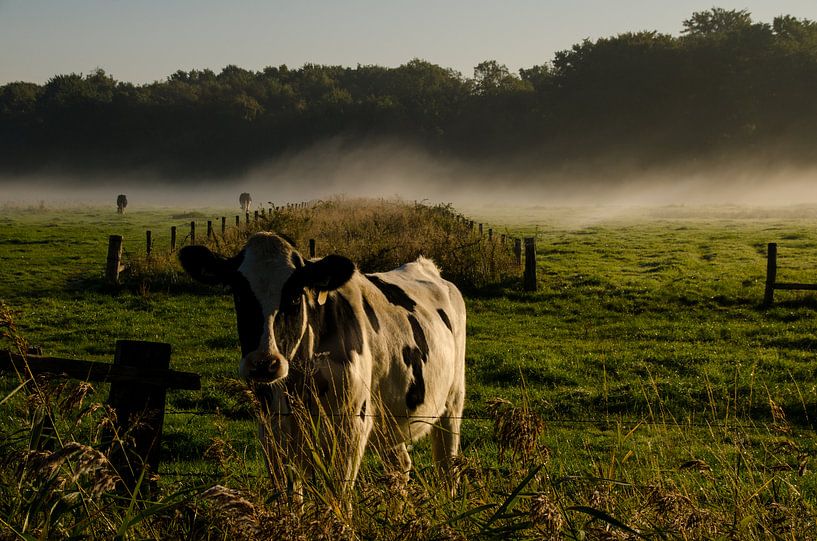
[2,9,817,177]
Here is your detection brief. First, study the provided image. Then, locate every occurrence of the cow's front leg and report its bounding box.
[339,399,374,494]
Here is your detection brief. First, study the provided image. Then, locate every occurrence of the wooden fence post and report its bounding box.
[488,228,493,241]
[523,237,537,291]
[514,238,522,267]
[254,210,259,222]
[106,340,171,489]
[245,212,250,225]
[170,226,176,252]
[106,235,124,284]
[190,221,196,245]
[309,239,316,258]
[235,215,240,227]
[479,223,483,236]
[145,230,152,256]
[221,216,226,235]
[207,220,213,239]
[764,242,778,307]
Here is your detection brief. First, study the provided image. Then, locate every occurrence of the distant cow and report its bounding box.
[179,233,465,495]
[116,194,128,214]
[239,192,252,212]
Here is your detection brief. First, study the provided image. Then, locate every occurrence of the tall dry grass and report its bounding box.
[125,197,519,291]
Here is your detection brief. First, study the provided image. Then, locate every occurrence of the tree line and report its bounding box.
[2,8,817,178]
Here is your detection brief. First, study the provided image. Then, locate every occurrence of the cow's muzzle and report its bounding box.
[239,351,289,382]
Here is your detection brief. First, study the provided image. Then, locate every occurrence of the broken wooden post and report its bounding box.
[523,237,537,291]
[106,235,124,284]
[106,340,171,489]
[764,242,778,307]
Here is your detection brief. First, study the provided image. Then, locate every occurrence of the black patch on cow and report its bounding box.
[290,251,304,269]
[402,345,426,410]
[317,293,364,364]
[365,275,416,312]
[407,314,429,361]
[437,309,453,332]
[232,272,264,358]
[362,296,380,333]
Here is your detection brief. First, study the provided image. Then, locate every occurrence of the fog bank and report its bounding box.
[2,140,817,211]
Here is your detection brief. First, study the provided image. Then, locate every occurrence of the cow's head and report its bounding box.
[179,232,355,383]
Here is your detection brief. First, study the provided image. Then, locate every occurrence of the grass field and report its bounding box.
[2,201,817,538]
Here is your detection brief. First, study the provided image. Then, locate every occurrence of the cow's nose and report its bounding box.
[240,350,289,382]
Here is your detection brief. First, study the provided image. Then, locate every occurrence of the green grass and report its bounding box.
[2,202,817,538]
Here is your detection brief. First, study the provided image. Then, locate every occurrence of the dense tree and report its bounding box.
[3,9,817,177]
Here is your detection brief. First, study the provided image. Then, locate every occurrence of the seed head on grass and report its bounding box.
[487,397,546,463]
[529,492,565,538]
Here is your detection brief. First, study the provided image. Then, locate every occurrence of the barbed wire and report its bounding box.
[163,408,811,432]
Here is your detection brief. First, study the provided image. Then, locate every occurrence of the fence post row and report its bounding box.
[524,236,537,291]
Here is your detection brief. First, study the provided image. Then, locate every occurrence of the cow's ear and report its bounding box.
[300,254,355,292]
[179,245,237,285]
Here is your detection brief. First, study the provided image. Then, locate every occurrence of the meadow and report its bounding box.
[2,200,817,539]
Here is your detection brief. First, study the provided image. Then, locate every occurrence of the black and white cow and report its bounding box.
[239,192,252,213]
[179,232,465,492]
[116,194,127,214]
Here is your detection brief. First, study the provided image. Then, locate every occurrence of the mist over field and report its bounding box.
[2,139,817,213]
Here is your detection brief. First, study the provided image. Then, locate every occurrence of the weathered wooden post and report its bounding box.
[488,228,493,241]
[261,208,265,217]
[106,235,125,284]
[170,226,177,252]
[221,216,226,235]
[764,242,778,307]
[514,238,522,267]
[235,215,240,227]
[106,340,171,488]
[190,221,196,245]
[309,239,316,258]
[479,223,483,236]
[523,237,537,291]
[207,220,213,239]
[254,210,259,222]
[245,212,250,225]
[145,230,152,257]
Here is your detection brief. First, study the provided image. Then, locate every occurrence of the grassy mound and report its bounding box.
[126,198,519,290]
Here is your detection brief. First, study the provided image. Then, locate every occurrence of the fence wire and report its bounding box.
[163,408,810,432]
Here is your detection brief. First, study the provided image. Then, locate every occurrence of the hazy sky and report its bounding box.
[3,1,817,85]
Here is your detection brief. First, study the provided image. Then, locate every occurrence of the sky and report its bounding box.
[3,0,817,85]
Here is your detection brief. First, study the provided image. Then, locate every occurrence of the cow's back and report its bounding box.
[358,257,466,443]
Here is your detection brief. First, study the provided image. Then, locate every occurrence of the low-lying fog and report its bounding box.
[2,140,817,215]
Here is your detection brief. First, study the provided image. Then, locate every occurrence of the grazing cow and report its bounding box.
[179,232,465,494]
[116,194,128,214]
[239,192,252,212]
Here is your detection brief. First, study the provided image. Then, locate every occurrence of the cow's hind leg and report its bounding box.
[431,389,464,492]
